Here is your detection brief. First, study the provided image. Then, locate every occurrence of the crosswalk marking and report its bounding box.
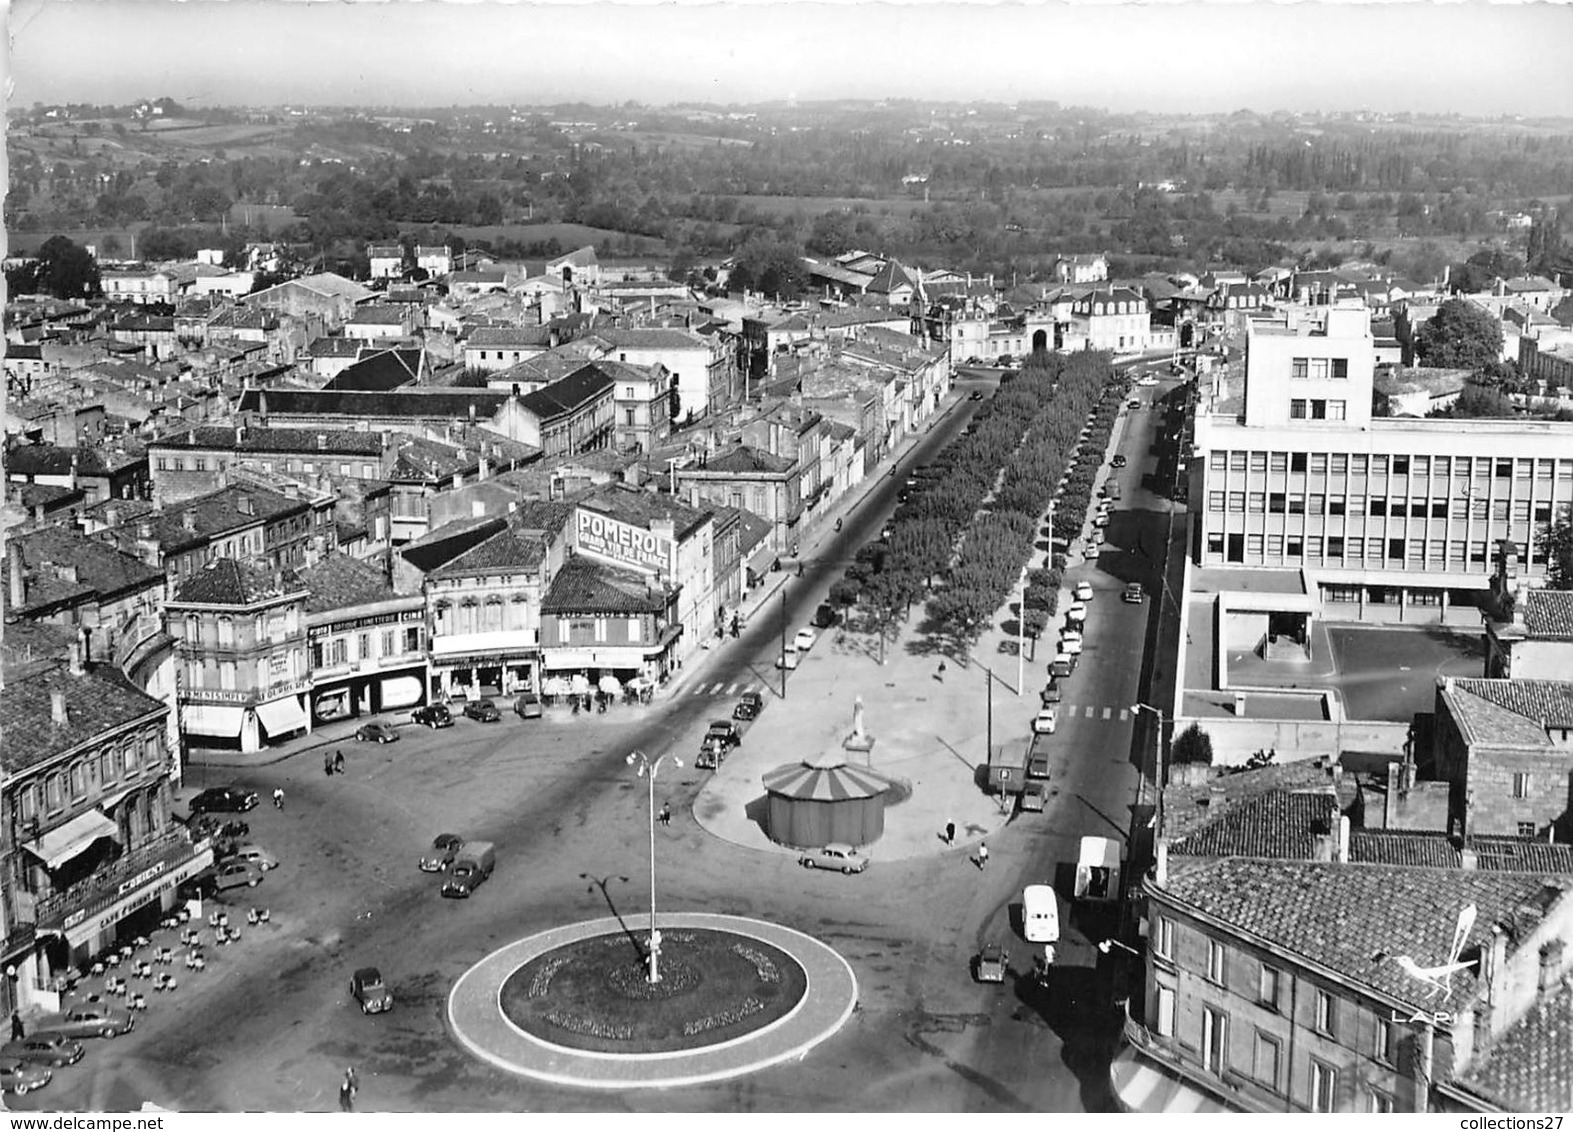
[1102,707,1113,719]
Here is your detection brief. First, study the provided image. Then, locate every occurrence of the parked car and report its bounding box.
[998,354,1014,367]
[349,966,393,1015]
[1093,512,1109,529]
[33,1004,134,1040]
[705,720,743,749]
[1110,454,1127,468]
[799,843,869,874]
[1137,375,1159,387]
[812,602,839,629]
[1073,581,1093,602]
[1032,708,1059,735]
[696,741,728,771]
[775,648,800,670]
[793,628,817,652]
[440,841,496,898]
[1065,601,1087,625]
[975,943,1008,984]
[1060,630,1084,655]
[1049,655,1075,680]
[225,844,278,872]
[420,833,463,873]
[463,698,502,723]
[411,704,453,729]
[213,860,263,891]
[1,1035,83,1067]
[1123,582,1145,604]
[189,786,258,814]
[733,691,764,721]
[0,1058,51,1095]
[513,694,543,720]
[969,390,984,401]
[355,721,399,744]
[1040,679,1063,706]
[1127,398,1142,410]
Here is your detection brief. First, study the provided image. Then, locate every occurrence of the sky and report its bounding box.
[6,0,1573,117]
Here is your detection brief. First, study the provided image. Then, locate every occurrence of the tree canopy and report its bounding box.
[1415,298,1504,371]
[4,235,102,300]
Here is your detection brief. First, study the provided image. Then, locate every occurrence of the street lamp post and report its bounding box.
[1016,575,1026,697]
[625,750,681,984]
[1131,702,1168,835]
[779,589,788,699]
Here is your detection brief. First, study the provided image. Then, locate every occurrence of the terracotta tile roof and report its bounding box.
[236,387,510,421]
[1460,976,1573,1111]
[325,348,425,392]
[581,488,709,541]
[597,328,706,351]
[1169,790,1345,860]
[430,525,546,577]
[1160,857,1573,1014]
[1161,760,1346,842]
[519,366,614,419]
[151,425,385,457]
[467,326,554,348]
[388,435,477,482]
[0,661,167,773]
[8,528,163,615]
[308,337,365,359]
[698,445,796,476]
[5,441,148,478]
[1447,678,1573,737]
[170,558,304,606]
[102,483,308,556]
[1352,830,1573,872]
[298,553,398,613]
[1523,590,1573,639]
[541,556,671,614]
[398,515,507,574]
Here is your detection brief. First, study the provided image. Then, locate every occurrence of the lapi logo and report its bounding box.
[1383,902,1479,1002]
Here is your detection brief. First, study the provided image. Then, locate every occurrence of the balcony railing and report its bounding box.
[32,831,210,933]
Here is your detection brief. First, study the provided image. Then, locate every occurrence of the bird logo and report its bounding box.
[1387,903,1479,1000]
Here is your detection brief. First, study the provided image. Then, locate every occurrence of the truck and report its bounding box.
[1074,836,1124,902]
[440,841,496,899]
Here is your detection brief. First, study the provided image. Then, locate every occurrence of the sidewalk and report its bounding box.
[188,391,971,774]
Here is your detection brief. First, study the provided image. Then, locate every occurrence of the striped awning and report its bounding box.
[1109,1046,1234,1114]
[762,755,888,802]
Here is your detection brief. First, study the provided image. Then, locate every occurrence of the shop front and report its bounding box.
[538,632,682,705]
[430,649,538,703]
[311,664,429,723]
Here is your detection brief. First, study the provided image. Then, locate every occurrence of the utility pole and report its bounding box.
[986,663,993,766]
[779,588,788,700]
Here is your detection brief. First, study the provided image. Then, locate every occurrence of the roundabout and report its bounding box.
[448,913,857,1088]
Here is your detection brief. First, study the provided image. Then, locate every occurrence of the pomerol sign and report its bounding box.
[576,509,672,573]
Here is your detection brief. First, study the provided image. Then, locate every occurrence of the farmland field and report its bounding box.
[439,222,669,254]
[730,194,930,218]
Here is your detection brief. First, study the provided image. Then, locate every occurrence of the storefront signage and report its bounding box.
[118,861,166,897]
[576,510,672,573]
[308,611,409,640]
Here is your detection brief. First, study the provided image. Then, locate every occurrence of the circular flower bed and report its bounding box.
[500,928,807,1054]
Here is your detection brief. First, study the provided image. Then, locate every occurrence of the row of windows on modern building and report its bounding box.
[1210,452,1573,481]
[1202,532,1553,570]
[1149,915,1404,1114]
[1207,493,1569,524]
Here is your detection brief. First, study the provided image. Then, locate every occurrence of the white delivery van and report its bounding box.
[1022,884,1061,944]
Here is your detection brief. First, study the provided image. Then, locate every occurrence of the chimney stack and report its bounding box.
[182,510,197,531]
[69,631,86,675]
[50,690,69,725]
[8,541,25,609]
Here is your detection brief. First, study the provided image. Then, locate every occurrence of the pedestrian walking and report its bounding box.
[659,803,671,826]
[945,821,956,846]
[338,1078,355,1112]
[976,842,990,870]
[272,787,285,810]
[334,750,345,775]
[324,751,333,778]
[10,1011,24,1040]
[936,660,947,682]
[345,1067,358,1093]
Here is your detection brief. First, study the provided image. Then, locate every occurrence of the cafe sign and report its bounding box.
[575,509,672,574]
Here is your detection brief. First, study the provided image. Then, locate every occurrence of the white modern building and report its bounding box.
[1191,303,1573,620]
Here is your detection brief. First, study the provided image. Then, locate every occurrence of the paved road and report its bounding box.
[13,367,1181,1113]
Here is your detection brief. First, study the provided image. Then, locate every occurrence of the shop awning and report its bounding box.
[256,696,309,737]
[24,810,122,870]
[1110,1046,1234,1114]
[182,705,246,738]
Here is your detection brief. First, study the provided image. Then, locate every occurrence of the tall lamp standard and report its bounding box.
[1130,702,1168,835]
[625,749,681,984]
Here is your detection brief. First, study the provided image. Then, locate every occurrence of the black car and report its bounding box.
[411,704,453,729]
[463,698,502,723]
[812,602,839,629]
[969,390,984,401]
[705,720,743,748]
[189,786,259,814]
[733,691,765,721]
[1110,454,1127,468]
[190,814,250,842]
